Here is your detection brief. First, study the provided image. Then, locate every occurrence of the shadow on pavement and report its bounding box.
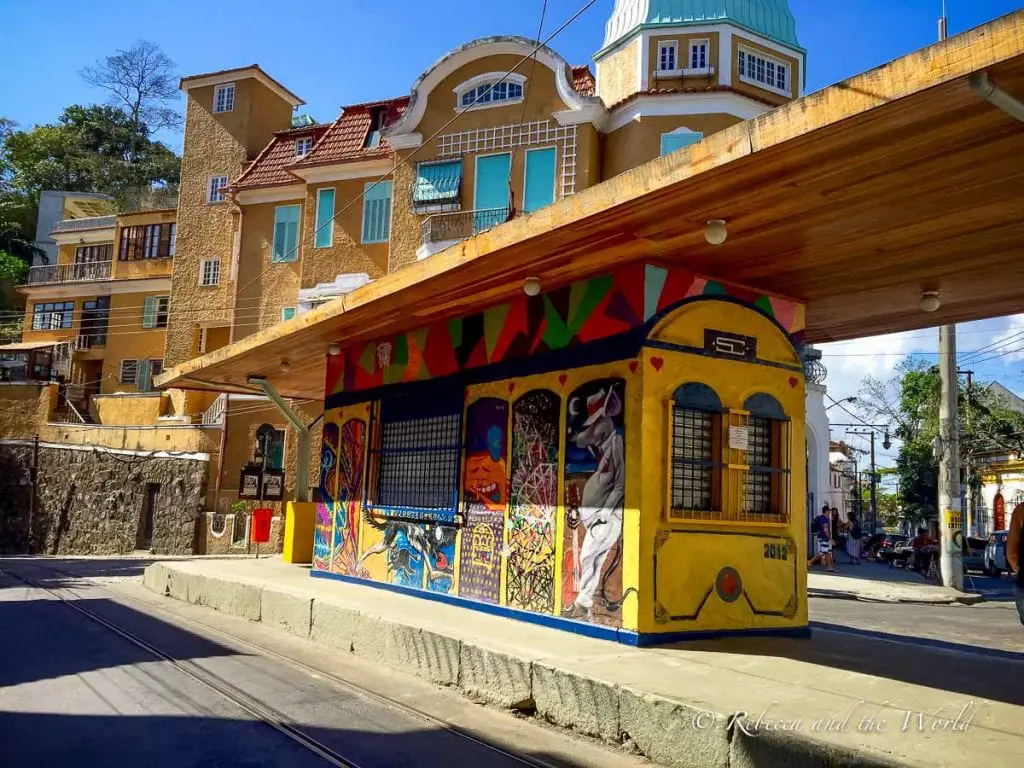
[663,630,1024,706]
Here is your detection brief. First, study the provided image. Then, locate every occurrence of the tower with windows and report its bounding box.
[595,0,805,178]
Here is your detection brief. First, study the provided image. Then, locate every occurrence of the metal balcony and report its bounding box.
[27,260,113,285]
[420,207,512,246]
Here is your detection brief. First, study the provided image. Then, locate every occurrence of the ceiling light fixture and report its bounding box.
[279,360,291,373]
[523,277,541,297]
[705,219,728,246]
[327,342,341,356]
[919,291,941,313]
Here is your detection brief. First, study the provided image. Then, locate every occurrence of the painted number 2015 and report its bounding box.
[763,543,788,561]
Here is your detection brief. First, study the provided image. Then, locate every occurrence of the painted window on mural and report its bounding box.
[458,398,509,605]
[563,379,630,626]
[506,390,560,615]
[366,389,462,523]
[741,393,790,518]
[669,382,724,519]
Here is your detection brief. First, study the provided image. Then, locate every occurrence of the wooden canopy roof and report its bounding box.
[157,11,1024,401]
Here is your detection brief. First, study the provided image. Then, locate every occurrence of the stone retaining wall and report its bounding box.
[0,440,208,555]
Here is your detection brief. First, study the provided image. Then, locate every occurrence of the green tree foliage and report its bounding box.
[859,357,1024,527]
[1,105,179,205]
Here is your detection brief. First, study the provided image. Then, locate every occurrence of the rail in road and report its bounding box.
[0,563,560,768]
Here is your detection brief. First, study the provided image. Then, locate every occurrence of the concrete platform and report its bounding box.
[143,557,1024,768]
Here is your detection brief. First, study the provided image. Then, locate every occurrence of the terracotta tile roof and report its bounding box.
[232,126,330,189]
[607,85,780,111]
[572,65,596,96]
[290,97,409,170]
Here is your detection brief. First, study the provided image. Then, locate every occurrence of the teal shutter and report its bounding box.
[414,160,462,206]
[315,189,334,248]
[523,147,557,213]
[281,307,296,321]
[361,181,393,243]
[660,131,704,157]
[142,296,157,328]
[137,359,151,391]
[273,205,301,262]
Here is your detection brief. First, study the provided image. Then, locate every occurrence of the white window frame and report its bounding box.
[657,41,679,74]
[737,45,790,97]
[213,83,235,113]
[453,72,526,113]
[295,136,314,156]
[687,39,713,74]
[207,175,228,204]
[199,258,221,287]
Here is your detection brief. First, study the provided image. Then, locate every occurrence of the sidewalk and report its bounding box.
[807,562,983,605]
[142,557,1023,768]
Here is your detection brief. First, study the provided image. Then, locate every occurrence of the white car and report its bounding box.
[984,531,1011,577]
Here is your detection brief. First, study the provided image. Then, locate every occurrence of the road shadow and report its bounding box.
[0,712,597,768]
[659,629,1024,706]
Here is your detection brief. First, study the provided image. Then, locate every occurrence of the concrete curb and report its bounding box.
[808,587,984,605]
[143,562,903,768]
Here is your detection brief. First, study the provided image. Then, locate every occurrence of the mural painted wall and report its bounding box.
[562,378,633,625]
[506,390,561,615]
[314,421,339,571]
[313,276,809,639]
[325,262,806,396]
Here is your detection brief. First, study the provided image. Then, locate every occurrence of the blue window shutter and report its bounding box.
[142,296,156,328]
[362,181,393,243]
[137,359,151,391]
[523,147,557,213]
[315,189,334,248]
[414,160,462,205]
[281,307,296,322]
[660,131,704,157]
[273,205,301,262]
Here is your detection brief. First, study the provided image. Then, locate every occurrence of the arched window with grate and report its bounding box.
[668,382,725,520]
[741,393,790,520]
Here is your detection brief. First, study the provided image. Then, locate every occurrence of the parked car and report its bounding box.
[876,534,911,567]
[962,536,989,573]
[985,531,1010,577]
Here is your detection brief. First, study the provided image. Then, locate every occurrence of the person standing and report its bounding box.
[846,511,863,565]
[1006,502,1023,626]
[808,504,836,572]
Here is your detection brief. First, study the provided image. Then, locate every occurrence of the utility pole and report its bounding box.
[959,369,974,536]
[833,424,891,534]
[936,2,964,589]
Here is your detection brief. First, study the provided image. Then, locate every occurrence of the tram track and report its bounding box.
[0,562,560,768]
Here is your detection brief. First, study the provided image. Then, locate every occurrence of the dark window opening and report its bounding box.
[669,382,725,519]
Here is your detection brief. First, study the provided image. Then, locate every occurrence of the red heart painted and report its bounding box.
[508,382,516,394]
[788,377,799,388]
[629,361,639,374]
[651,357,664,371]
[558,374,568,386]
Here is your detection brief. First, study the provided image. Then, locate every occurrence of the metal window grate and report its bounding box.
[741,416,789,518]
[369,410,462,523]
[669,407,724,519]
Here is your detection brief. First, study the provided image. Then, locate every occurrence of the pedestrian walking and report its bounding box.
[808,504,836,572]
[1007,502,1024,627]
[846,511,863,564]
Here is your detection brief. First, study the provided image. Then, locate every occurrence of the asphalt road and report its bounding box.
[0,559,647,768]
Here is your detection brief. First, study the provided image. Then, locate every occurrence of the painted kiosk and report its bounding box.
[313,262,807,644]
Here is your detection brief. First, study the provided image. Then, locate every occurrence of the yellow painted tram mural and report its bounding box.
[313,262,808,643]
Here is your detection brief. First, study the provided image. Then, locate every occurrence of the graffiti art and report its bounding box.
[314,421,340,570]
[506,390,560,614]
[357,518,456,592]
[562,378,632,625]
[330,419,366,577]
[459,398,509,604]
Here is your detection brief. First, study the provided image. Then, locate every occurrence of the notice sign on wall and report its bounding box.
[239,466,261,500]
[728,426,750,451]
[262,470,284,502]
[251,508,272,544]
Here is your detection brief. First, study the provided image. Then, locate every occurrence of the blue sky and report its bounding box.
[2,0,1022,459]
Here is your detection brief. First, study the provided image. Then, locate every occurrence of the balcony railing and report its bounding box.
[421,207,512,246]
[27,260,113,285]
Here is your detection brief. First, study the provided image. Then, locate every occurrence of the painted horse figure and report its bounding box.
[568,386,625,618]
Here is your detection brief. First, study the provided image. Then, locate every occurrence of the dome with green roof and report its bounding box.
[600,0,800,54]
